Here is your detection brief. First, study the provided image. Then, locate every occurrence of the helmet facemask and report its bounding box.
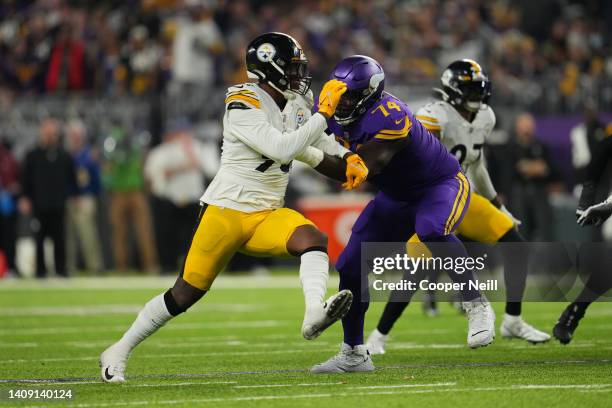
[285,60,312,96]
[461,78,491,112]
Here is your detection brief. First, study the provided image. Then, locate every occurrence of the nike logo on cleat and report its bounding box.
[104,367,114,380]
[471,330,488,337]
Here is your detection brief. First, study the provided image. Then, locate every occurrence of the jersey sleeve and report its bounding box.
[416,103,448,138]
[225,86,262,110]
[225,87,327,164]
[370,102,413,142]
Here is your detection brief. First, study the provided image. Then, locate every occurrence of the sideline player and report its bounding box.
[100,32,369,382]
[553,127,612,344]
[367,60,550,355]
[311,56,495,374]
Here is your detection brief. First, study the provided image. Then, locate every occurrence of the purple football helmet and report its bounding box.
[331,55,385,125]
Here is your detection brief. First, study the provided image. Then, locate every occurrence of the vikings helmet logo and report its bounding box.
[256,43,276,62]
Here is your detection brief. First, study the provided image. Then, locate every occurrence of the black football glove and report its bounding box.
[577,198,612,227]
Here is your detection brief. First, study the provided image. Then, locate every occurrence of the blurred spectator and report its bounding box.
[507,113,562,240]
[144,118,218,272]
[0,138,19,275]
[45,25,88,92]
[171,0,223,88]
[65,120,103,274]
[20,118,76,277]
[120,25,161,95]
[102,126,158,273]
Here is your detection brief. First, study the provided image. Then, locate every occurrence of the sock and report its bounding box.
[116,293,173,352]
[498,228,526,316]
[299,249,329,313]
[422,234,481,301]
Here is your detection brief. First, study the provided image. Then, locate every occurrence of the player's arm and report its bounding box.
[228,80,346,164]
[355,107,412,176]
[578,134,612,213]
[296,146,368,189]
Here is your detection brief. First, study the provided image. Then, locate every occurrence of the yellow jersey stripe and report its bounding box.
[422,123,442,131]
[416,115,439,123]
[226,89,258,98]
[225,94,261,109]
[376,117,412,135]
[445,173,470,234]
[444,176,464,234]
[374,132,408,140]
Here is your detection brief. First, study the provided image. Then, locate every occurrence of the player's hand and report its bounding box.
[577,199,612,227]
[500,204,522,227]
[343,154,368,190]
[317,79,347,119]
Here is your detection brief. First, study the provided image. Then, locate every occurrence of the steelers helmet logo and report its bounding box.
[256,43,276,62]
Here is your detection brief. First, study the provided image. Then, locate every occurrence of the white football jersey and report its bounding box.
[201,82,331,212]
[416,100,495,172]
[416,100,497,199]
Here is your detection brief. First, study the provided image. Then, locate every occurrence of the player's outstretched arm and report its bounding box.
[228,80,347,164]
[296,147,368,190]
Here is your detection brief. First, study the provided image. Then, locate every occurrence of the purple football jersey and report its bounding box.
[327,92,460,200]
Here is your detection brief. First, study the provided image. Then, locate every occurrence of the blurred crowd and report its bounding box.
[0,0,611,277]
[0,0,610,111]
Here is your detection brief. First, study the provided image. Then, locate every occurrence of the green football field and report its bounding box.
[1,274,612,408]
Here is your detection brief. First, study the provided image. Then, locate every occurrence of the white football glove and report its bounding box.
[500,204,522,227]
[577,196,612,227]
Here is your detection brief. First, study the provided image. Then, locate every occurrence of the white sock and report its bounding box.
[116,293,173,352]
[299,250,329,313]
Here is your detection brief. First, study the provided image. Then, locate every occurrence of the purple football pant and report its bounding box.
[336,173,480,346]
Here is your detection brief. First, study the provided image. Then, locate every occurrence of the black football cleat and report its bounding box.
[553,303,586,345]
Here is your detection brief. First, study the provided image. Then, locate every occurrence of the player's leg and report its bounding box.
[368,235,428,355]
[415,173,495,348]
[242,208,352,340]
[100,204,244,382]
[553,244,612,344]
[456,193,550,343]
[312,193,413,373]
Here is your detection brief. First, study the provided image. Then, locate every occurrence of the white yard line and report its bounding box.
[0,320,287,336]
[129,381,237,388]
[0,347,335,364]
[19,384,612,408]
[233,382,344,389]
[350,382,456,389]
[0,303,264,316]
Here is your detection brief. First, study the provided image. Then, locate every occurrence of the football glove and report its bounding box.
[343,154,368,190]
[317,79,347,119]
[577,196,612,227]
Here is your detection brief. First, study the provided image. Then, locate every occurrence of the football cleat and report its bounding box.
[302,290,353,340]
[500,314,550,343]
[311,343,374,373]
[366,329,388,355]
[100,343,129,383]
[463,296,495,348]
[553,303,586,345]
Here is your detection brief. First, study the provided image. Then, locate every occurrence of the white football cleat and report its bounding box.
[311,343,374,373]
[366,329,388,355]
[100,343,129,383]
[500,314,551,344]
[302,290,353,340]
[463,296,495,349]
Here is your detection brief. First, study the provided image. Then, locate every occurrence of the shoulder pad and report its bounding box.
[225,83,261,109]
[416,101,447,131]
[370,97,413,141]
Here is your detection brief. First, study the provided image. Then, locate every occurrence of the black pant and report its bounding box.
[34,208,67,277]
[0,212,17,272]
[153,199,200,273]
